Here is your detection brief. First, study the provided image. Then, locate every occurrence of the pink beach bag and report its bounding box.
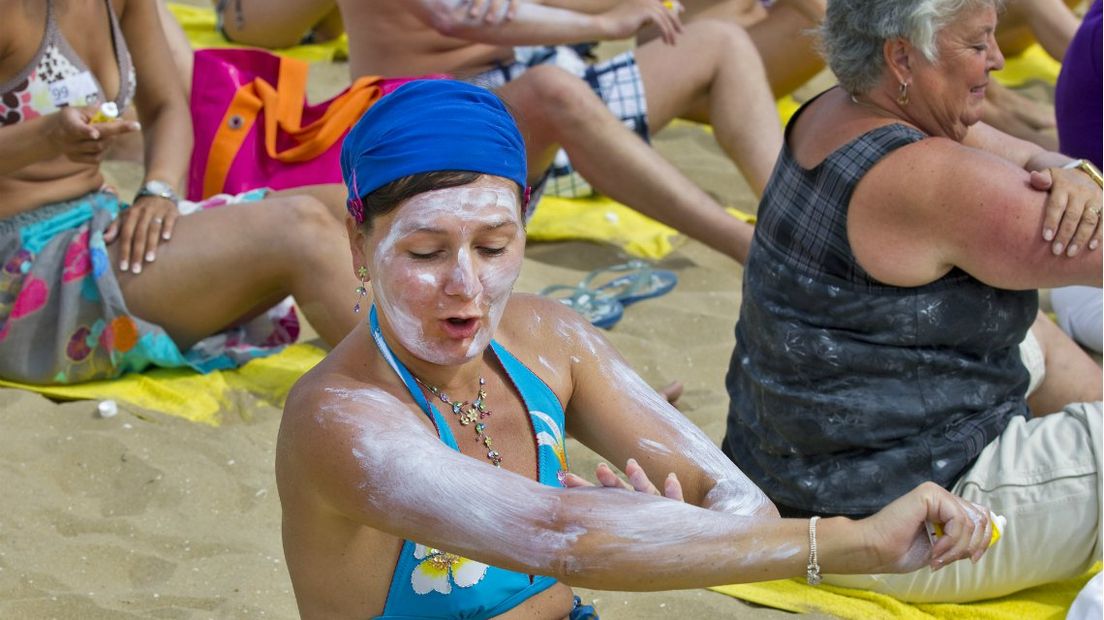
[187,48,442,200]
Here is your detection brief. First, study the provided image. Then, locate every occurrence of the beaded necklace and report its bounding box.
[415,376,501,467]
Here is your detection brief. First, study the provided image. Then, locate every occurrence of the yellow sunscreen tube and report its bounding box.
[926,511,1005,548]
[90,102,119,124]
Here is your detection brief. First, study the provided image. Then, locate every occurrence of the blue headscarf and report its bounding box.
[340,79,528,224]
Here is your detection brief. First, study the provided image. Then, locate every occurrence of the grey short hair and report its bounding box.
[821,0,1003,95]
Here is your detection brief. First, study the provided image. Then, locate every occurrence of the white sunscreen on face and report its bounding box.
[370,185,522,365]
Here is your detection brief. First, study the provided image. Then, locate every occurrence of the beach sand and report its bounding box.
[1,12,1036,617]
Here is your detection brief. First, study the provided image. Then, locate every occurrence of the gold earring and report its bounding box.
[353,266,368,313]
[897,81,910,105]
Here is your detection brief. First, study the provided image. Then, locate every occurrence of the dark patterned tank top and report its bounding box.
[722,95,1037,517]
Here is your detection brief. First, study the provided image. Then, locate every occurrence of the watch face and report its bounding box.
[144,180,174,195]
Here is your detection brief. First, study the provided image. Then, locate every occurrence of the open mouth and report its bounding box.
[441,317,480,339]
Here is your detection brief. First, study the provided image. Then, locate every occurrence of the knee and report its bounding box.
[275,195,347,255]
[685,19,757,58]
[514,65,604,124]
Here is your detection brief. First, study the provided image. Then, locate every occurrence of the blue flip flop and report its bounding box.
[539,284,625,329]
[581,260,678,307]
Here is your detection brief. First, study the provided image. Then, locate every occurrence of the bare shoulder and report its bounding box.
[498,292,596,347]
[865,135,1024,199]
[495,293,602,397]
[280,348,407,462]
[851,134,1048,287]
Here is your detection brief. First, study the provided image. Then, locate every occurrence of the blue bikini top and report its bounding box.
[368,307,569,620]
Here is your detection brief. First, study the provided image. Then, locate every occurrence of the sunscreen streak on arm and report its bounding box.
[315,386,799,590]
[562,318,771,517]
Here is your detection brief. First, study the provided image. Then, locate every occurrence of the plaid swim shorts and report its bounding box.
[465,46,650,201]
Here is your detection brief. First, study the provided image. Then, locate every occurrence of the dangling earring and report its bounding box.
[353,266,368,313]
[897,81,911,106]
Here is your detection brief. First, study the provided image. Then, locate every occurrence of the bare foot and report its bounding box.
[660,380,684,404]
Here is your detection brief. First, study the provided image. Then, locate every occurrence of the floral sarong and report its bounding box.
[0,190,298,385]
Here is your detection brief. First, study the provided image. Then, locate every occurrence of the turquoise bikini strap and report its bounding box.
[368,305,459,448]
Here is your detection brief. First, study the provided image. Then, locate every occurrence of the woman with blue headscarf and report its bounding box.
[276,80,998,620]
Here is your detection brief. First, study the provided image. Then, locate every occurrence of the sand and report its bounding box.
[0,8,909,618]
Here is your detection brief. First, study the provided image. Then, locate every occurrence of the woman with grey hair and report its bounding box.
[722,0,1102,603]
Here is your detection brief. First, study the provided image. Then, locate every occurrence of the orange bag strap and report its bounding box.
[257,59,385,163]
[202,82,263,199]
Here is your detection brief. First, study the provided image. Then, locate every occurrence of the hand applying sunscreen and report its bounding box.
[926,511,1006,548]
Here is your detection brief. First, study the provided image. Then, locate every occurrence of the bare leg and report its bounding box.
[111,195,359,349]
[500,65,754,263]
[217,0,341,49]
[642,0,826,97]
[745,0,825,98]
[996,0,1081,61]
[269,183,349,222]
[634,20,783,195]
[1027,311,1103,416]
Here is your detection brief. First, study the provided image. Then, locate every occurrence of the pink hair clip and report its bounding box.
[347,172,366,224]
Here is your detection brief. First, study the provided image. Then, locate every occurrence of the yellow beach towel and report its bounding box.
[0,343,325,426]
[712,563,1100,619]
[527,196,755,260]
[165,3,349,62]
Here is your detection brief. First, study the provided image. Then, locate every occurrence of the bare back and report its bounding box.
[336,0,514,79]
[0,0,132,215]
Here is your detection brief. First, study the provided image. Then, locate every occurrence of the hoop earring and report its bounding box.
[897,81,911,106]
[353,266,368,314]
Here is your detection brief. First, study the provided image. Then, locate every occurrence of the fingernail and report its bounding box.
[1043,228,1054,241]
[1067,243,1079,256]
[145,251,155,262]
[132,263,142,274]
[1052,242,1064,255]
[162,231,171,240]
[119,260,128,271]
[1091,239,1100,250]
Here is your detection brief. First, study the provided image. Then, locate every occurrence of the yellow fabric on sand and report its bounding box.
[0,344,325,426]
[993,44,1061,87]
[166,3,348,62]
[527,195,755,260]
[711,563,1101,620]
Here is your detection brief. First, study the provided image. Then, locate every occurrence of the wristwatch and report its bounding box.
[1062,159,1104,189]
[135,180,180,206]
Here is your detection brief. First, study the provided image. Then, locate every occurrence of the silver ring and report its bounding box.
[152,217,164,225]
